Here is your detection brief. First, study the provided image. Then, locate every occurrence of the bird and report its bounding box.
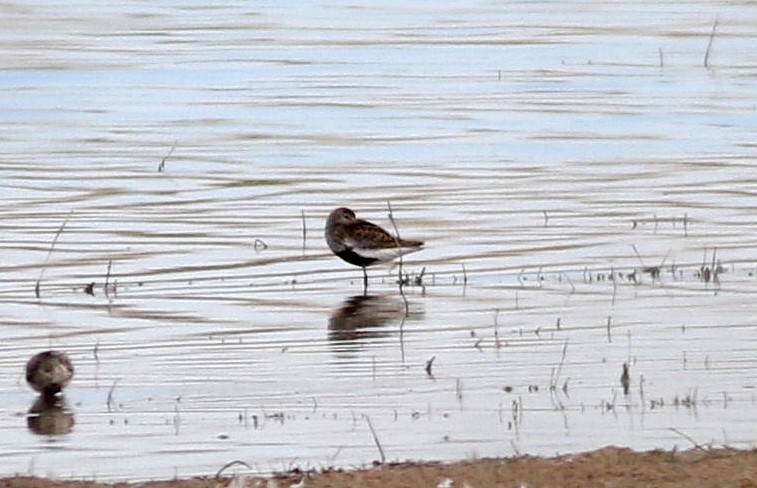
[26,351,74,397]
[325,207,423,289]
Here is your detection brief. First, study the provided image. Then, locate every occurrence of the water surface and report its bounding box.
[0,0,756,481]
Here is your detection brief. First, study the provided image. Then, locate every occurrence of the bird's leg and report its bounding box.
[362,267,368,294]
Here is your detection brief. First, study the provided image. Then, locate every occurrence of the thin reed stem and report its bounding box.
[364,415,386,463]
[703,16,719,68]
[35,210,73,298]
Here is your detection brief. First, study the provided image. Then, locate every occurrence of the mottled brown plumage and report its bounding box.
[26,350,74,396]
[325,207,423,287]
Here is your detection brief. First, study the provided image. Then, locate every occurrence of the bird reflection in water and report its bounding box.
[25,351,75,435]
[328,294,423,344]
[27,394,75,435]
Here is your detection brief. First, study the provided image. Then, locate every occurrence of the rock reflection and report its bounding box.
[27,394,75,436]
[328,294,423,344]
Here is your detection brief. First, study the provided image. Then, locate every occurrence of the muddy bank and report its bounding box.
[3,447,756,488]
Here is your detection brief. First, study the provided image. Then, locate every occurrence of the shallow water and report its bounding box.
[0,0,756,481]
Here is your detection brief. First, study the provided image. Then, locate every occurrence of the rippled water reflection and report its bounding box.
[1,0,756,481]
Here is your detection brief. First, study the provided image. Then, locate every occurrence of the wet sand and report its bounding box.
[4,447,756,488]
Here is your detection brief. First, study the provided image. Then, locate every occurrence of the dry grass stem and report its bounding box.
[425,356,436,376]
[158,141,176,172]
[215,460,252,480]
[300,209,307,252]
[364,415,386,464]
[550,340,569,390]
[669,427,703,449]
[104,259,113,299]
[386,200,405,282]
[703,16,719,68]
[35,210,73,298]
[106,380,119,412]
[606,315,613,343]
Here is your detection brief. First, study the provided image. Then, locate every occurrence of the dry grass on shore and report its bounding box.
[3,446,756,488]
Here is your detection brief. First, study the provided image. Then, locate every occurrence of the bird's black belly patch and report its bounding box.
[337,249,379,267]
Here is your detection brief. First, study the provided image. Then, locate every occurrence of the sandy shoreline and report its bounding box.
[3,446,756,488]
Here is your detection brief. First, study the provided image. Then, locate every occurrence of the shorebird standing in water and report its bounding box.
[26,351,74,397]
[325,207,424,289]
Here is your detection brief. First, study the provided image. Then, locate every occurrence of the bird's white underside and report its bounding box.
[350,244,421,263]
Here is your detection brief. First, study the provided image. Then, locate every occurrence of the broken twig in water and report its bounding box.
[621,363,631,396]
[386,200,405,283]
[425,355,436,376]
[668,427,703,449]
[550,339,568,390]
[703,16,719,68]
[364,415,386,463]
[606,315,613,343]
[215,460,252,480]
[387,201,411,314]
[158,141,176,173]
[36,210,73,298]
[104,259,113,299]
[106,379,119,412]
[300,209,307,252]
[413,266,426,287]
[493,309,501,348]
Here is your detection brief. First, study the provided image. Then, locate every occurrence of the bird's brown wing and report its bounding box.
[344,219,423,250]
[343,219,396,249]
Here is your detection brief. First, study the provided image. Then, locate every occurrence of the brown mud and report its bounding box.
[3,447,756,488]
